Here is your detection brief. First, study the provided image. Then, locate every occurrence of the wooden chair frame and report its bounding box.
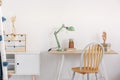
[71,42,104,80]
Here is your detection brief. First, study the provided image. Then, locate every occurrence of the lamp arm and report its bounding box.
[54,24,65,48]
[55,24,65,34]
[54,32,61,48]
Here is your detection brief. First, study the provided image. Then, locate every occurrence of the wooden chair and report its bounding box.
[71,42,104,80]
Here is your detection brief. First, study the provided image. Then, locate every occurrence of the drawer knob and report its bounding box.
[17,63,19,65]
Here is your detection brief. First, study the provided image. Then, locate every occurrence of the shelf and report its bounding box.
[7,58,14,60]
[8,63,15,66]
[7,59,15,64]
[8,70,15,74]
[6,53,15,74]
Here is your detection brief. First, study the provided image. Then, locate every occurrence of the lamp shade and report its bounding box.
[66,26,75,31]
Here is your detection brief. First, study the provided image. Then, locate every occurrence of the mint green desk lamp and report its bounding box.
[54,24,75,51]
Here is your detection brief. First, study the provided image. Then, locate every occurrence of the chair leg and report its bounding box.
[82,74,84,80]
[71,72,75,80]
[87,74,89,80]
[95,73,98,80]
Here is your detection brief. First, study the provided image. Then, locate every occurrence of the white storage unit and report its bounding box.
[6,53,40,75]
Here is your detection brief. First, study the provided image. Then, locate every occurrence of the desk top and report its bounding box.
[49,49,118,54]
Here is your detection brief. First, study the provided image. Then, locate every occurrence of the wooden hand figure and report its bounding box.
[11,16,16,34]
[102,32,107,44]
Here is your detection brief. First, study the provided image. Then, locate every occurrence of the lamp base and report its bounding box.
[56,47,63,51]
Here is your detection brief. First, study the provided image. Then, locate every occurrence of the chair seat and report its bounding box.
[72,67,98,74]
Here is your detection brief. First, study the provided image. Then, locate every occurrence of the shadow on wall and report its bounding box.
[114,74,120,80]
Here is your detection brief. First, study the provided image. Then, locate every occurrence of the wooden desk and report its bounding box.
[49,49,118,54]
[104,49,118,54]
[49,49,118,80]
[49,50,81,54]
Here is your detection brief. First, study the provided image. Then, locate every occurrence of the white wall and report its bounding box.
[2,0,120,52]
[1,0,120,80]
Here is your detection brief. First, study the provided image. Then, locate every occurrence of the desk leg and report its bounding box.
[100,59,108,80]
[57,54,65,80]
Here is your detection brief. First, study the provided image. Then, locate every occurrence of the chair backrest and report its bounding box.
[80,42,104,70]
